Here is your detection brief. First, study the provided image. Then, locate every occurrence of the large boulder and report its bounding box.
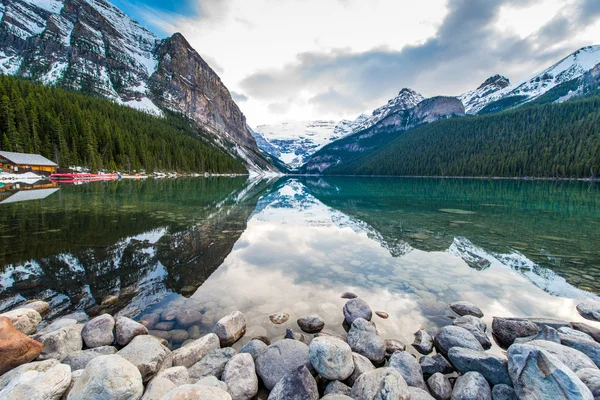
[427,372,452,400]
[222,353,258,400]
[346,318,385,363]
[117,335,172,382]
[0,316,43,375]
[420,354,455,378]
[451,371,492,400]
[115,317,148,346]
[159,384,231,400]
[447,347,511,386]
[0,308,42,335]
[343,299,372,325]
[267,366,318,400]
[389,350,427,390]
[514,325,561,345]
[188,347,237,380]
[297,314,325,333]
[0,359,58,391]
[255,339,312,390]
[577,300,600,322]
[571,322,600,343]
[433,325,483,356]
[82,314,115,348]
[172,333,220,368]
[449,301,484,318]
[492,317,539,349]
[0,363,71,400]
[214,311,246,346]
[528,340,598,373]
[577,368,600,399]
[413,329,434,355]
[508,343,593,400]
[350,367,410,400]
[38,324,84,361]
[559,334,600,368]
[346,352,376,386]
[63,346,117,370]
[308,336,354,381]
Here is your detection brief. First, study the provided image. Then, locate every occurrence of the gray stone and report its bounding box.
[68,354,144,400]
[341,292,358,299]
[115,317,148,346]
[63,346,117,371]
[81,314,115,348]
[410,387,436,400]
[38,324,84,361]
[448,347,511,386]
[345,352,376,386]
[492,317,539,349]
[572,322,600,343]
[189,348,237,380]
[154,322,175,331]
[160,384,231,400]
[453,315,492,349]
[578,300,600,322]
[156,366,190,386]
[196,376,228,392]
[297,314,324,333]
[285,328,305,342]
[577,368,600,399]
[434,325,484,356]
[62,369,83,400]
[222,353,258,400]
[214,311,246,346]
[343,298,372,325]
[160,309,178,321]
[452,371,492,400]
[175,309,203,328]
[33,318,77,339]
[321,395,353,400]
[560,327,595,341]
[420,354,455,378]
[141,377,176,400]
[255,338,312,390]
[385,338,407,355]
[449,301,484,318]
[508,343,593,400]
[560,334,600,368]
[267,366,318,400]
[170,329,189,343]
[529,339,598,373]
[413,329,434,355]
[22,300,50,316]
[117,335,172,382]
[0,308,42,335]
[491,384,517,400]
[389,350,427,390]
[172,333,220,368]
[0,359,59,391]
[0,363,71,400]
[308,336,354,381]
[350,367,410,400]
[427,373,452,400]
[315,329,347,342]
[514,325,561,344]
[269,312,290,325]
[240,339,267,360]
[346,318,385,363]
[324,380,352,396]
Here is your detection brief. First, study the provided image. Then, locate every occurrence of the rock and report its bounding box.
[413,330,434,355]
[389,350,427,390]
[0,359,59,390]
[375,311,389,319]
[285,328,305,342]
[63,346,117,370]
[161,309,178,322]
[156,366,190,386]
[240,339,266,360]
[33,318,78,339]
[448,347,511,386]
[346,352,376,386]
[62,369,83,400]
[410,387,436,400]
[316,329,347,342]
[22,300,50,315]
[577,368,600,399]
[222,353,258,400]
[297,314,324,333]
[197,376,228,392]
[101,295,119,306]
[214,311,246,346]
[175,310,203,328]
[560,327,595,341]
[0,363,71,400]
[491,384,517,400]
[508,343,593,400]
[433,325,484,356]
[115,317,148,346]
[343,299,372,325]
[572,322,600,343]
[324,380,352,396]
[154,322,175,331]
[0,316,43,375]
[160,384,232,400]
[61,312,89,323]
[322,395,353,400]
[578,300,600,322]
[420,354,455,378]
[385,339,406,355]
[172,333,220,368]
[350,367,410,400]
[0,308,42,335]
[523,317,570,330]
[492,317,539,349]
[341,292,358,299]
[346,318,385,363]
[188,325,201,340]
[453,315,492,349]
[308,336,354,381]
[149,330,172,340]
[514,325,561,344]
[82,314,115,348]
[189,348,237,380]
[528,339,598,372]
[427,373,452,400]
[141,377,176,400]
[170,329,189,343]
[68,354,144,400]
[117,335,172,382]
[267,365,318,400]
[269,312,290,325]
[559,334,600,368]
[255,339,312,390]
[452,371,492,400]
[449,301,484,318]
[38,324,84,361]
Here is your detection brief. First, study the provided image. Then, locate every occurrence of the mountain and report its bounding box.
[0,0,277,173]
[460,45,600,114]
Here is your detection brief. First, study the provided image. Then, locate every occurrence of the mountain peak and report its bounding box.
[477,75,510,90]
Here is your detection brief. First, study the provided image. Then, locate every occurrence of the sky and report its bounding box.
[112,0,600,126]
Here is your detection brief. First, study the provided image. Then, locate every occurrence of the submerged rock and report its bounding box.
[269,312,290,325]
[350,367,410,400]
[0,316,43,375]
[449,301,484,318]
[267,366,318,400]
[308,336,354,381]
[297,314,325,333]
[341,292,358,299]
[256,339,312,390]
[346,318,385,363]
[343,299,372,325]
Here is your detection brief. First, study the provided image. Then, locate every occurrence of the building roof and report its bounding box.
[0,151,58,167]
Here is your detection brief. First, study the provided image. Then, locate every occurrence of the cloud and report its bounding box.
[231,91,248,103]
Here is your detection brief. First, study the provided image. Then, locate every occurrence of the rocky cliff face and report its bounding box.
[0,0,275,172]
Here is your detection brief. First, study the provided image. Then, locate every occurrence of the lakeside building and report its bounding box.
[0,151,58,175]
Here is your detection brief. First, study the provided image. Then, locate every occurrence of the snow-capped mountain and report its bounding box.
[0,0,277,173]
[461,45,600,114]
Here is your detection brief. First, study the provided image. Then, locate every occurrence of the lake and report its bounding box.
[1,177,599,354]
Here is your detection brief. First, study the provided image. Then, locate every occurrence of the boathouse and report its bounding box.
[0,151,58,175]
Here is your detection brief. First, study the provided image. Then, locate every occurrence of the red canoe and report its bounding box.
[49,173,118,182]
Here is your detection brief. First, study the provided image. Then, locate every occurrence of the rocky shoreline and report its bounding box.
[2,295,600,399]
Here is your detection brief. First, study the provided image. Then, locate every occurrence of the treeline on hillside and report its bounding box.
[0,76,246,174]
[327,96,600,178]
